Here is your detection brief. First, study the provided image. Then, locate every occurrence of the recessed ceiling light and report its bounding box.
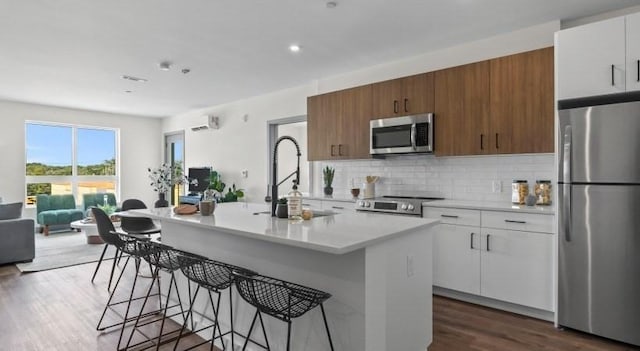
[158,61,172,71]
[289,44,301,53]
[326,1,337,8]
[121,75,148,83]
[125,90,132,93]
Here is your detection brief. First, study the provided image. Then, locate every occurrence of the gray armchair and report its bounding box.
[0,202,35,265]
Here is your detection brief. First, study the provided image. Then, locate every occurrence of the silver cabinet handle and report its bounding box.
[486,234,490,252]
[504,219,526,224]
[470,232,475,249]
[331,206,344,210]
[440,214,459,218]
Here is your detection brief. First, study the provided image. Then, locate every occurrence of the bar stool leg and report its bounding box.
[173,285,201,351]
[97,255,131,331]
[117,258,142,350]
[154,272,176,351]
[241,310,259,351]
[91,244,108,283]
[258,311,271,351]
[286,320,292,351]
[206,290,225,351]
[125,264,161,349]
[229,287,235,349]
[320,304,335,351]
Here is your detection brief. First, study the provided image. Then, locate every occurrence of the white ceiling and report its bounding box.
[0,0,638,118]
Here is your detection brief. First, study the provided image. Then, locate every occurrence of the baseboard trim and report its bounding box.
[434,286,555,322]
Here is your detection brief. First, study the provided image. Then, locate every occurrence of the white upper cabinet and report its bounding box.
[557,16,626,99]
[626,12,640,92]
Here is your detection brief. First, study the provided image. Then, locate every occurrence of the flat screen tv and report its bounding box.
[188,167,211,192]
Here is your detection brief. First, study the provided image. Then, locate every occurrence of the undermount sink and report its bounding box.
[253,210,336,218]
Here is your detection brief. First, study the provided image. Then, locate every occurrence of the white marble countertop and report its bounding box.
[127,202,438,254]
[422,199,555,215]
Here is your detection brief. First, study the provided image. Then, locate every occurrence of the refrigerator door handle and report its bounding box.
[563,185,572,242]
[562,125,572,242]
[563,125,572,184]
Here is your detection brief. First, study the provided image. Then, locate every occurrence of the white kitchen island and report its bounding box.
[130,202,438,351]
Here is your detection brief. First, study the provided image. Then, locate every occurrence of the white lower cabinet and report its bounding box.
[480,228,554,311]
[433,224,481,295]
[425,207,554,312]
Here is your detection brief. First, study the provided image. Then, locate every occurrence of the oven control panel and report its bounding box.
[356,199,419,215]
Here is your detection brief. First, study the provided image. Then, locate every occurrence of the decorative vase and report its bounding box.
[323,186,333,196]
[199,200,215,216]
[155,193,169,208]
[276,203,288,218]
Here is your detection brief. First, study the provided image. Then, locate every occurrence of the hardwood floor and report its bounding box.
[0,263,637,351]
[431,296,638,351]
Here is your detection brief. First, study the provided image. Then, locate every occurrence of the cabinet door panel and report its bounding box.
[435,61,490,156]
[490,47,554,154]
[556,16,626,99]
[626,12,640,92]
[433,224,481,295]
[371,78,402,119]
[480,228,553,311]
[307,94,336,161]
[402,72,434,115]
[338,85,372,159]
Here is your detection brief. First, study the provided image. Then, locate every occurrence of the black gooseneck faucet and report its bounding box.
[271,136,301,217]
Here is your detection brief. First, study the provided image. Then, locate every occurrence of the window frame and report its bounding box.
[25,121,121,208]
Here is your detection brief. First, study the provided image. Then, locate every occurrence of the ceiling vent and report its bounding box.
[191,115,220,132]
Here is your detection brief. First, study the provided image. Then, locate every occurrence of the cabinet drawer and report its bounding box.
[322,200,354,212]
[423,207,480,226]
[481,211,553,233]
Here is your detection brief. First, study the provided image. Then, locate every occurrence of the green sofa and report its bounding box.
[36,194,84,235]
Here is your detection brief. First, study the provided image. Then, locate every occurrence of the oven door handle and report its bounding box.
[410,123,417,150]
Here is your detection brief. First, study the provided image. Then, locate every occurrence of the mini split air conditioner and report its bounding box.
[191,115,219,132]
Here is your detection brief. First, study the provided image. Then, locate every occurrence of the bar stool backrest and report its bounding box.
[234,273,332,320]
[120,199,157,233]
[92,207,124,247]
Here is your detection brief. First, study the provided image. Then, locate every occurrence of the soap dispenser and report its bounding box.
[287,181,303,220]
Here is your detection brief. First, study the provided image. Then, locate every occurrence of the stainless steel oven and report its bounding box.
[370,113,433,155]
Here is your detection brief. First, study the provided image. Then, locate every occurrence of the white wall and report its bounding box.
[0,100,162,218]
[162,21,560,202]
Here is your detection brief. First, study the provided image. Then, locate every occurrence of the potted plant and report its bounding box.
[148,163,173,207]
[276,197,288,218]
[205,170,245,203]
[323,166,335,196]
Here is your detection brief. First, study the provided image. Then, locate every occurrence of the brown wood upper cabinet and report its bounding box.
[434,47,554,156]
[435,61,491,156]
[307,85,372,161]
[371,72,435,119]
[490,47,554,154]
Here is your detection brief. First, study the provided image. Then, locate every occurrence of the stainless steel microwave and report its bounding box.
[370,113,434,155]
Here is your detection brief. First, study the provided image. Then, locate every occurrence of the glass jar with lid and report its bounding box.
[534,180,552,205]
[511,180,529,205]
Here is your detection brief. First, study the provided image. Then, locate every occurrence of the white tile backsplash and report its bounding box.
[316,154,555,202]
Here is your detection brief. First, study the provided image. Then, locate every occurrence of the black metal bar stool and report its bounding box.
[173,254,260,351]
[91,207,124,291]
[95,222,162,350]
[233,272,335,351]
[122,241,195,350]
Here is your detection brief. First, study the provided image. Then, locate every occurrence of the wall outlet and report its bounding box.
[492,180,502,193]
[406,254,414,277]
[241,170,248,178]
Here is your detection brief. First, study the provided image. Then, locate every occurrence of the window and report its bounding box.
[25,122,119,207]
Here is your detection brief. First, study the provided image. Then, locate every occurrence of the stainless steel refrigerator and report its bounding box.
[558,93,640,346]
